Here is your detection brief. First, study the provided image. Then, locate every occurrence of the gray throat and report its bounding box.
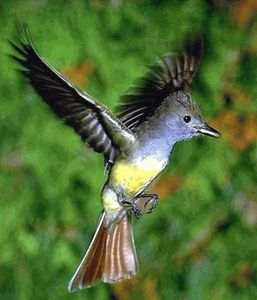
[133,114,177,160]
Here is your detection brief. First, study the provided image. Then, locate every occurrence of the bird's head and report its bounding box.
[165,90,220,142]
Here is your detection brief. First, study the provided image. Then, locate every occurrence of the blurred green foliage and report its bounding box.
[0,1,257,299]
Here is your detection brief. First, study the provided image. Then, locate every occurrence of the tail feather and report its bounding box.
[68,212,138,292]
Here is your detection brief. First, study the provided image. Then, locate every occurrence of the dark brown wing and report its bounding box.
[117,37,203,131]
[10,37,134,170]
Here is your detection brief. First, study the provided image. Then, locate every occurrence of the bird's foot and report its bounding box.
[135,193,159,214]
[118,198,143,218]
[116,189,159,218]
[131,202,143,218]
[143,193,159,214]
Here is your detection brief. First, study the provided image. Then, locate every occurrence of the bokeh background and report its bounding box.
[1,1,257,299]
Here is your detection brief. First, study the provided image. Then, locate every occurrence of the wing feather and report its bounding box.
[10,35,134,170]
[117,37,203,131]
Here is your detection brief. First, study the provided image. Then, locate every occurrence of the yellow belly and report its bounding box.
[109,156,167,196]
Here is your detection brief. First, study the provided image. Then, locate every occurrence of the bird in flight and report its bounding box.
[10,30,220,292]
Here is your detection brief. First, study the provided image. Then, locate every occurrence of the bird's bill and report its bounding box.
[197,123,220,138]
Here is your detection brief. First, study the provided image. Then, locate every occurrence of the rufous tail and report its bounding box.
[68,212,138,292]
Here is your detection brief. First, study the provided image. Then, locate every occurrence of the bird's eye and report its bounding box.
[183,115,191,123]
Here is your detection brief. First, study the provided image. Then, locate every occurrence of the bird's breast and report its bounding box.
[109,156,167,196]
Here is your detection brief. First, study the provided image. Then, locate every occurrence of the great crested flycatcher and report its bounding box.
[10,32,220,292]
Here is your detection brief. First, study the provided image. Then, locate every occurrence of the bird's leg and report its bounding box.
[116,188,144,218]
[134,193,159,214]
[121,198,143,218]
[116,188,159,218]
[129,193,159,217]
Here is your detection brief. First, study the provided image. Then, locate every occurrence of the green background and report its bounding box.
[1,1,257,299]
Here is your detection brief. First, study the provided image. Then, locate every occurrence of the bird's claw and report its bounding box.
[142,194,159,214]
[131,202,143,218]
[118,197,143,218]
[117,189,159,218]
[130,193,159,217]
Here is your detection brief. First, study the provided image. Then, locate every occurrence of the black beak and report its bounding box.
[197,124,220,138]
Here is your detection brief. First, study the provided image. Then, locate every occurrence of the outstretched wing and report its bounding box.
[10,36,135,170]
[117,37,203,131]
